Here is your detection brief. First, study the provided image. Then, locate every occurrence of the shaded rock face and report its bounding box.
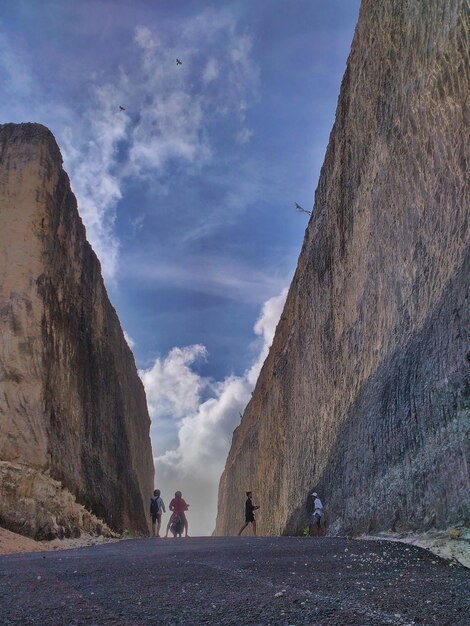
[0,123,154,537]
[215,0,469,536]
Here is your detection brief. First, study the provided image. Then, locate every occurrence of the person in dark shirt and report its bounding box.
[149,489,165,537]
[238,491,259,536]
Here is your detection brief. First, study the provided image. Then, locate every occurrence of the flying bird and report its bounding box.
[176,58,182,65]
[294,202,311,216]
[119,105,126,111]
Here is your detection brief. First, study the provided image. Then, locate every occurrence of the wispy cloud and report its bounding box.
[0,32,34,99]
[127,16,259,175]
[122,253,289,305]
[1,9,259,283]
[140,287,288,535]
[60,84,129,281]
[236,127,254,144]
[202,58,220,84]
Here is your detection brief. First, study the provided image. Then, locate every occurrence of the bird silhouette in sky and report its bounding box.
[294,202,311,216]
[176,58,182,65]
[119,105,126,111]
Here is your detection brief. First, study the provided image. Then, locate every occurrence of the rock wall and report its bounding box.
[215,0,470,536]
[0,123,154,538]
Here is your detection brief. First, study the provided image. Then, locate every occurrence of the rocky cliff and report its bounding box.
[215,0,470,536]
[0,123,154,539]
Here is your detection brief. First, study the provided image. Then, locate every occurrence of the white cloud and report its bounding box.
[140,345,208,420]
[62,11,258,282]
[130,214,145,233]
[134,26,156,57]
[226,34,259,143]
[0,10,259,284]
[128,90,209,173]
[141,287,288,535]
[126,15,259,180]
[236,127,253,144]
[203,58,220,83]
[247,287,289,385]
[123,330,135,349]
[122,253,289,305]
[0,32,34,98]
[59,81,131,281]
[230,35,252,64]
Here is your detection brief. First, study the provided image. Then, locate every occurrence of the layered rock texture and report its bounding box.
[0,123,154,539]
[215,0,470,536]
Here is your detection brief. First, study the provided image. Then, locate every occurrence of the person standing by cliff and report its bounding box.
[150,489,166,537]
[238,491,260,536]
[310,492,324,537]
[165,491,190,538]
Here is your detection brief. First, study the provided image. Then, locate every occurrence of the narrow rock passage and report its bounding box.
[0,537,468,625]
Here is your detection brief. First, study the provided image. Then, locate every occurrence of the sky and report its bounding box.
[0,0,360,535]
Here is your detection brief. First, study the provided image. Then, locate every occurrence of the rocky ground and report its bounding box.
[361,528,470,569]
[0,536,469,625]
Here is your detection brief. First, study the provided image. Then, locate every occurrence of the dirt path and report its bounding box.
[0,527,120,556]
[0,527,47,555]
[0,536,468,625]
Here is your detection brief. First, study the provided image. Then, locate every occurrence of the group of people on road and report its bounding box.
[150,489,189,538]
[151,488,323,538]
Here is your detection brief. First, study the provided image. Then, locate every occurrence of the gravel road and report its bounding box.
[0,536,468,625]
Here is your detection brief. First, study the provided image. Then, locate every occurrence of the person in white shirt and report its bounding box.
[310,491,323,537]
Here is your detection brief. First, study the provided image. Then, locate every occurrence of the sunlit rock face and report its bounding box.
[215,0,469,536]
[0,123,154,538]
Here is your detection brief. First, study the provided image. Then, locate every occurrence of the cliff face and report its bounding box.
[215,0,470,536]
[0,123,154,538]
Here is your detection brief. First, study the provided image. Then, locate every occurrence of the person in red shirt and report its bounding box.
[165,491,190,537]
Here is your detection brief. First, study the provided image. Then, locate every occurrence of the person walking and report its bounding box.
[238,491,259,536]
[310,491,323,537]
[150,489,165,537]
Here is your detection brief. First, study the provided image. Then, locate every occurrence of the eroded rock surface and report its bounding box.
[0,123,154,538]
[215,0,470,536]
[0,462,117,541]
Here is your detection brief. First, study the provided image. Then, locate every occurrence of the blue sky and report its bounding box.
[1,0,360,534]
